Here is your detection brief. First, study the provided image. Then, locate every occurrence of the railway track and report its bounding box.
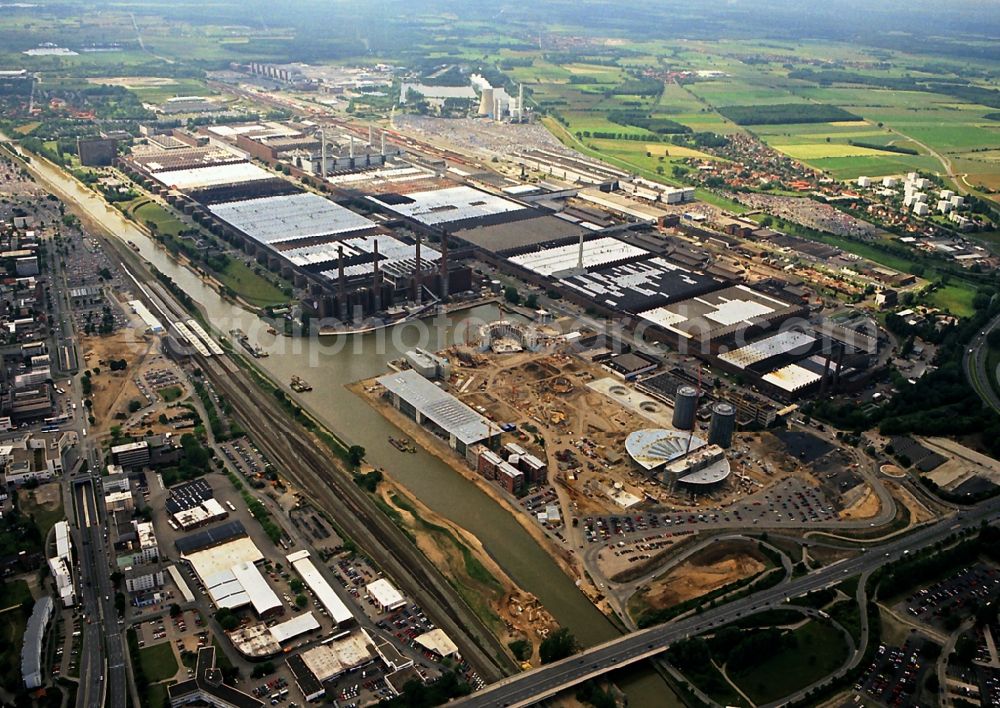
[102,230,513,682]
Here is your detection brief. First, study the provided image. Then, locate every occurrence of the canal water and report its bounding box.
[22,151,679,706]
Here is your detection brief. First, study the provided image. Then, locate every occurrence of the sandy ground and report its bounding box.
[80,330,154,433]
[839,483,882,520]
[375,479,558,664]
[633,542,766,613]
[885,480,935,524]
[921,436,1000,490]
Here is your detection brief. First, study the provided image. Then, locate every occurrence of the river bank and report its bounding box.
[9,139,685,708]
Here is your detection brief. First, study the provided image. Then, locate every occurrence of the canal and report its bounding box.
[18,148,680,706]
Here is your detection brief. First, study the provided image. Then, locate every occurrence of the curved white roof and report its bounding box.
[625,429,706,470]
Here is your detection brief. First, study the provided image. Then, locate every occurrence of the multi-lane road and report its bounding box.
[453,502,999,708]
[73,478,128,708]
[964,312,1000,413]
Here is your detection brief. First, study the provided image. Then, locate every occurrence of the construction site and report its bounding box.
[358,330,874,531]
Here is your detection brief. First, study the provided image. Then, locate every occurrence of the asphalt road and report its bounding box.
[964,312,1000,413]
[74,477,128,708]
[453,502,999,708]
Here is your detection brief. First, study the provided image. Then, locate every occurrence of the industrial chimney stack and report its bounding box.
[337,245,347,321]
[414,232,423,305]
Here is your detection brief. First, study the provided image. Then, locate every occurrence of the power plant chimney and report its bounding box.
[439,234,449,299]
[372,239,382,311]
[518,83,524,120]
[380,130,386,157]
[577,231,584,270]
[349,134,355,161]
[320,127,327,177]
[414,232,422,306]
[337,244,347,321]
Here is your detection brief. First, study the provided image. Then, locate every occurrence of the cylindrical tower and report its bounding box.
[672,385,698,431]
[708,402,736,449]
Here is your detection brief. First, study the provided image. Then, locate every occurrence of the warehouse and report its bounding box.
[149,162,274,190]
[365,578,406,613]
[182,538,282,618]
[761,363,823,396]
[286,550,356,630]
[207,192,377,247]
[451,213,586,254]
[638,285,807,347]
[377,369,502,455]
[297,631,378,683]
[559,257,725,314]
[368,185,529,227]
[509,236,649,277]
[717,330,818,372]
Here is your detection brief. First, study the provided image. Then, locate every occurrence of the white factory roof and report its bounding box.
[205,560,281,615]
[762,363,823,393]
[300,630,377,682]
[625,429,707,470]
[376,369,497,446]
[208,192,375,245]
[128,300,164,333]
[151,162,273,190]
[638,285,797,339]
[368,186,527,226]
[286,550,355,626]
[182,537,263,584]
[366,578,406,610]
[414,628,459,658]
[269,612,321,643]
[718,331,816,370]
[509,236,649,277]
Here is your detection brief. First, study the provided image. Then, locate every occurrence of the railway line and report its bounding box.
[108,234,514,683]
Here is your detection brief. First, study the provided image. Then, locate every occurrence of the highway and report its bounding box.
[452,502,1000,708]
[963,312,1000,413]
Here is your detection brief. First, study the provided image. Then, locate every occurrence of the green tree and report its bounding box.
[539,628,577,664]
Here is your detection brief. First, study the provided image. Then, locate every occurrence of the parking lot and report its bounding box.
[582,477,838,546]
[901,564,1000,626]
[220,436,271,481]
[857,639,933,707]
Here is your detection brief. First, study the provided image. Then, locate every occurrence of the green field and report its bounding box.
[729,621,849,705]
[927,283,977,317]
[133,200,187,239]
[139,642,179,683]
[217,259,289,308]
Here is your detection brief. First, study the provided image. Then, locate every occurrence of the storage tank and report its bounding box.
[672,385,698,430]
[708,402,736,449]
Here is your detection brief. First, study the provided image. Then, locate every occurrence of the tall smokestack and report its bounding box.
[414,232,422,305]
[372,239,382,311]
[439,234,449,299]
[518,83,524,120]
[577,232,584,270]
[349,135,355,160]
[320,127,327,177]
[380,131,386,157]
[338,245,347,320]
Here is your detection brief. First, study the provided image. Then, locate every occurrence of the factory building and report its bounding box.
[377,369,501,456]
